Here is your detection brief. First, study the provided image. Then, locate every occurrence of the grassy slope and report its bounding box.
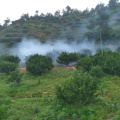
[0,68,120,120]
[1,9,120,48]
[0,68,74,119]
[0,15,81,47]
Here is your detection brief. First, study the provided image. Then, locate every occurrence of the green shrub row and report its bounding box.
[75,51,120,76]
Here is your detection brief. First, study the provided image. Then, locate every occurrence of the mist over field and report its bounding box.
[8,37,99,63]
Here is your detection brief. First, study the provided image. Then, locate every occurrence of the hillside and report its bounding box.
[0,7,83,47]
[1,1,120,48]
[0,68,120,119]
[0,0,120,119]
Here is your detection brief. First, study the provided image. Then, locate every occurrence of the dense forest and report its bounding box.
[0,0,120,47]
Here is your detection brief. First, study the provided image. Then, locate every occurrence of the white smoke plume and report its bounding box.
[9,37,100,65]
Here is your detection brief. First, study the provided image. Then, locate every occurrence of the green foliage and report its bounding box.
[89,66,105,78]
[0,61,17,74]
[81,49,92,56]
[0,98,11,119]
[112,110,120,119]
[7,70,22,85]
[115,46,120,53]
[101,54,119,75]
[0,65,119,119]
[78,106,98,120]
[0,54,20,64]
[33,106,39,113]
[108,0,119,10]
[55,71,100,104]
[75,56,93,71]
[0,104,9,119]
[1,1,120,46]
[26,54,53,75]
[112,116,120,120]
[78,52,87,58]
[57,52,79,65]
[96,51,120,76]
[45,50,60,63]
[57,111,66,120]
[0,55,19,74]
[0,2,120,45]
[103,47,112,51]
[76,51,120,76]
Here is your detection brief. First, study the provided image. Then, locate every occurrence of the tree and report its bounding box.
[82,8,89,15]
[40,13,45,17]
[81,49,92,56]
[86,3,110,54]
[21,13,29,20]
[26,54,53,75]
[54,10,61,17]
[3,17,10,27]
[0,24,4,31]
[87,18,96,30]
[57,52,79,65]
[66,6,72,13]
[108,0,119,10]
[95,3,110,43]
[35,10,39,16]
[45,50,60,64]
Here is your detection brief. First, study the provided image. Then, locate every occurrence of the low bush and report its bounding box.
[26,54,53,75]
[77,53,87,59]
[55,71,100,104]
[0,55,20,64]
[81,49,92,56]
[57,52,79,65]
[0,61,17,74]
[7,70,22,85]
[75,56,93,71]
[45,50,60,63]
[89,66,105,78]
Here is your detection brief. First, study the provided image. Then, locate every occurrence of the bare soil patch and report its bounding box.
[54,66,76,70]
[19,66,76,72]
[19,67,26,72]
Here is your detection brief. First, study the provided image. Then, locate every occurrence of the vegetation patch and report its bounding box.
[26,54,53,75]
